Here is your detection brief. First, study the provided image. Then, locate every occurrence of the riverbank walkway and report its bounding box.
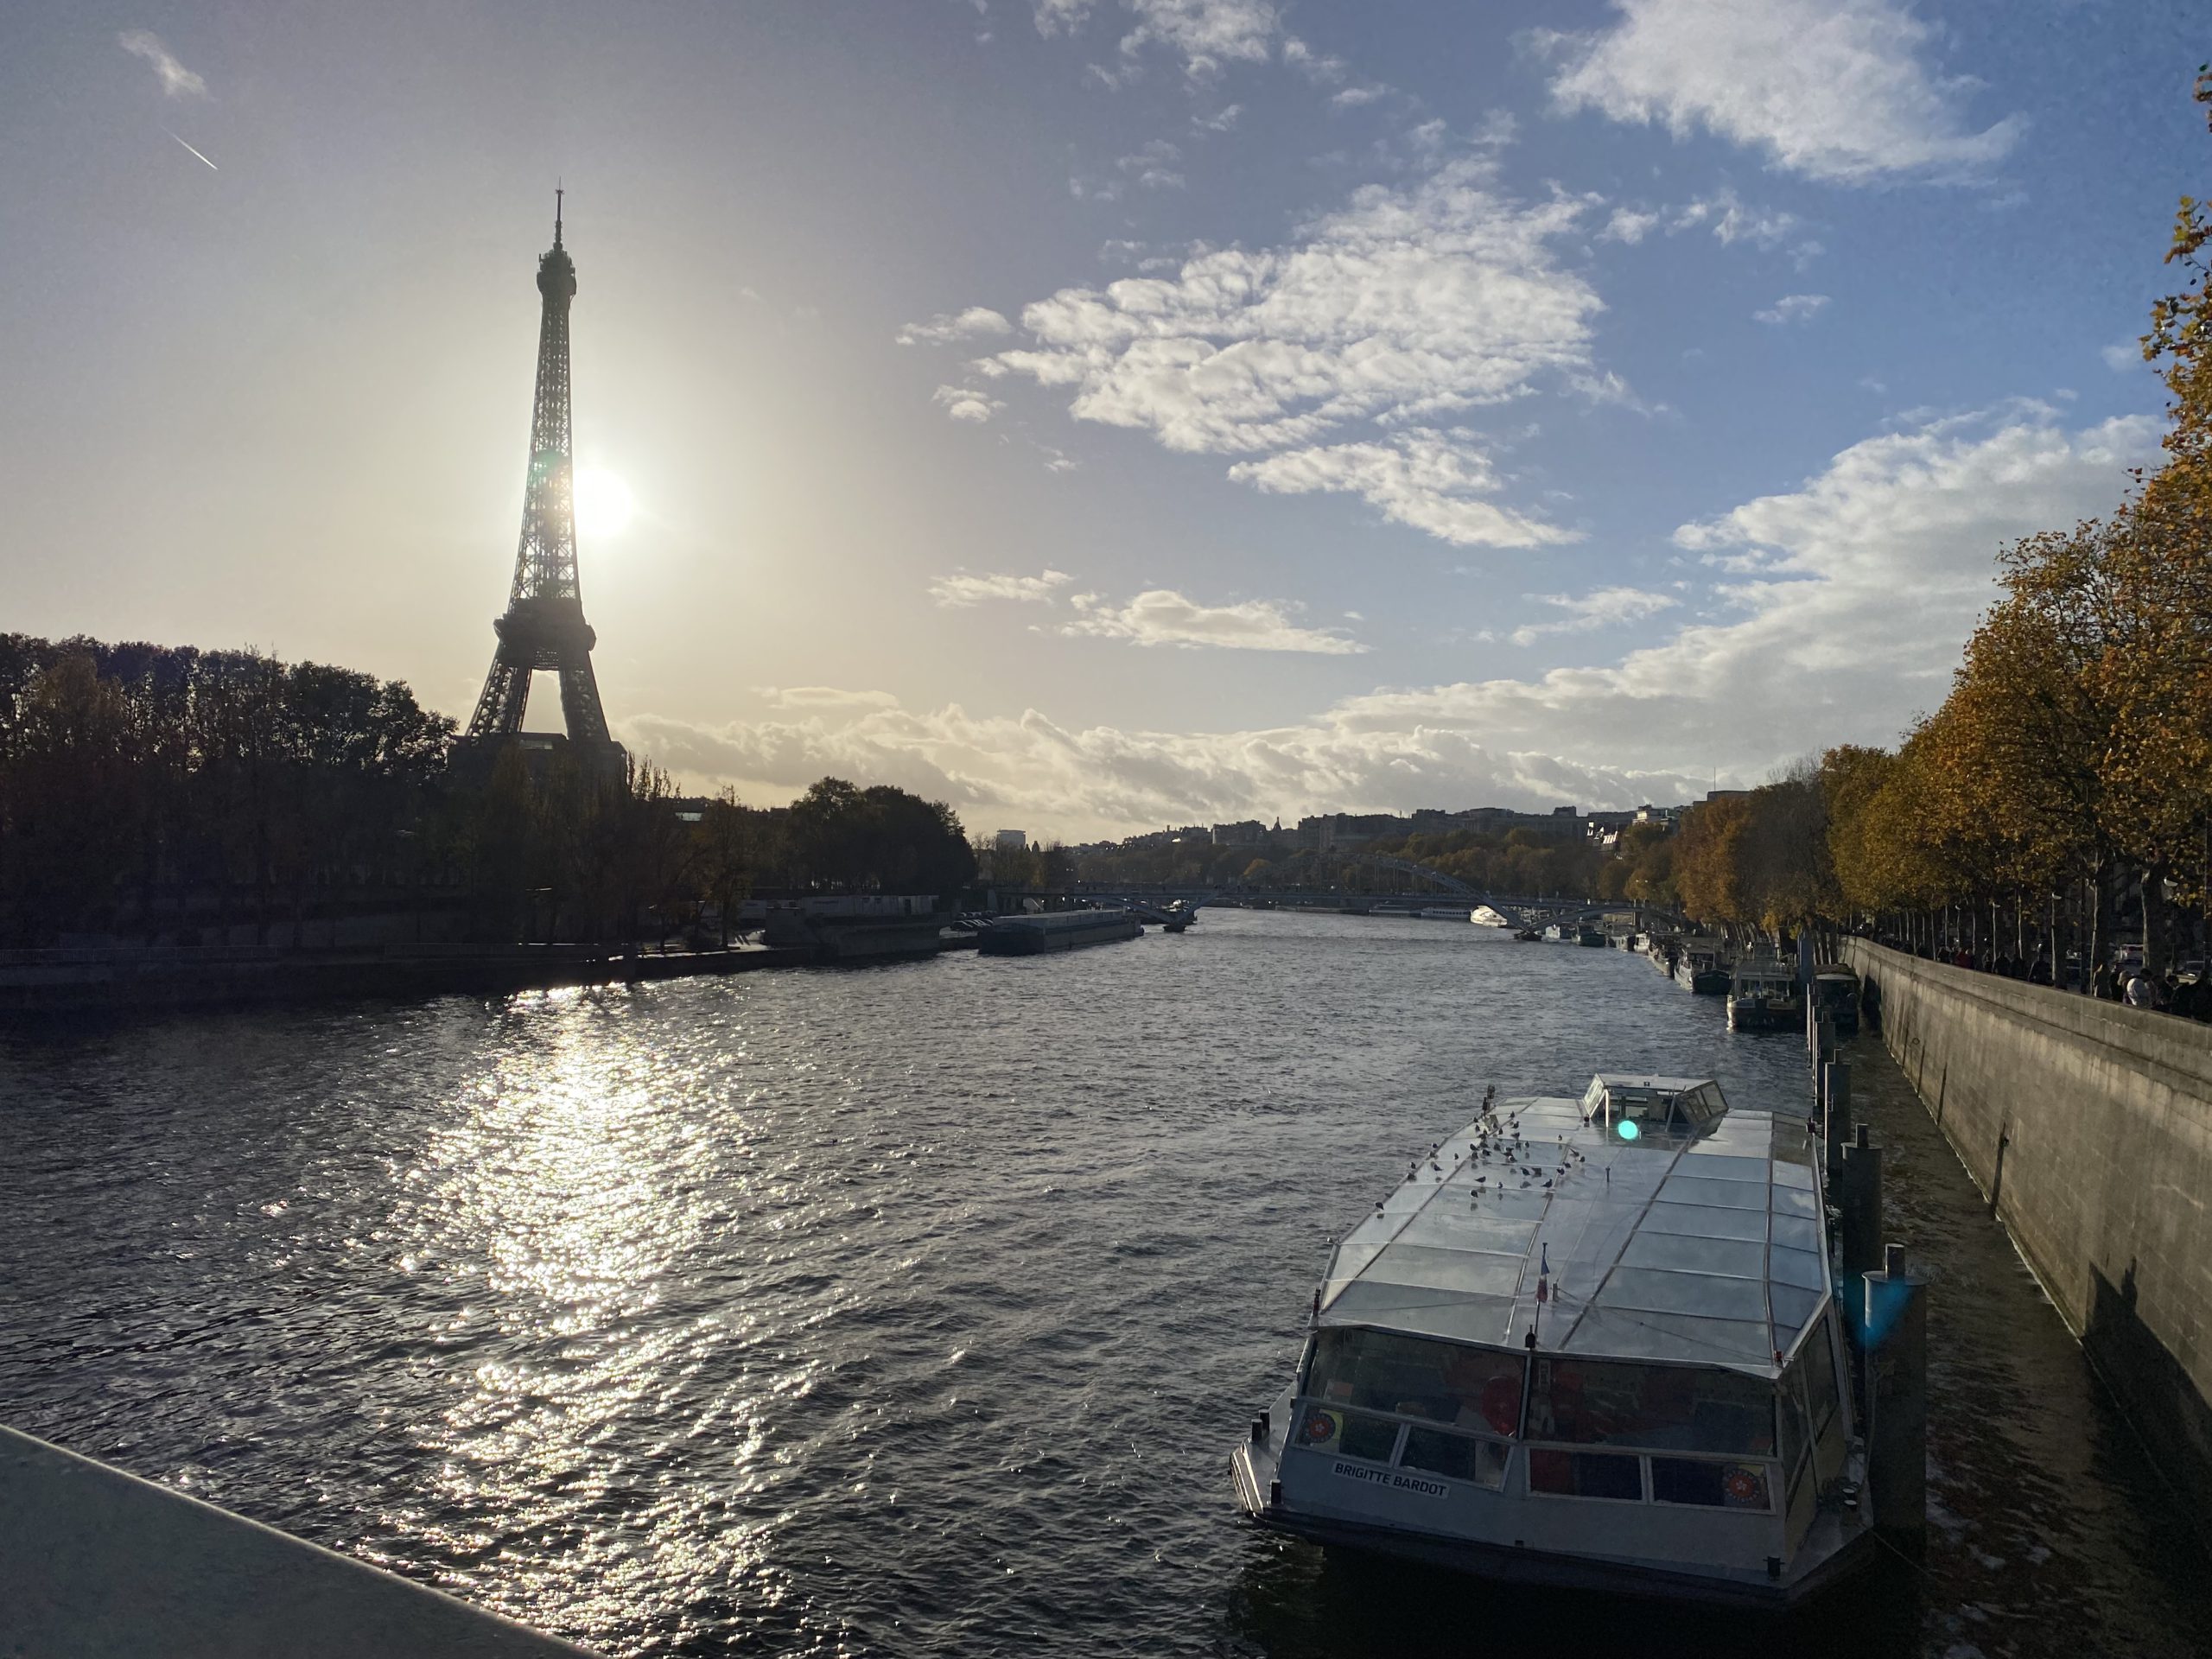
[0,1424,601,1657]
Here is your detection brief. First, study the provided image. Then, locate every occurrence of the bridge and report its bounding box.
[1000,881,1633,931]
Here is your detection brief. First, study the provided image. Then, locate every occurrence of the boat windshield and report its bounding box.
[1525,1357,1777,1456]
[1578,1077,1726,1139]
[1304,1328,1526,1437]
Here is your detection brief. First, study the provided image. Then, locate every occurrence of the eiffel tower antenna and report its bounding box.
[463,193,624,780]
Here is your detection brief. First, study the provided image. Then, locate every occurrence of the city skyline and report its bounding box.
[4,2,2203,838]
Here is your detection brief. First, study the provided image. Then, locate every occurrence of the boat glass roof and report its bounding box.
[1317,1078,1827,1378]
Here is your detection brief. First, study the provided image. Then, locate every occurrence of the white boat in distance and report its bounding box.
[1231,1075,1872,1607]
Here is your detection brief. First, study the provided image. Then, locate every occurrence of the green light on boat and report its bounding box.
[1617,1119,1641,1141]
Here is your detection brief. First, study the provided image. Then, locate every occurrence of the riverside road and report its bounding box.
[0,911,2202,1657]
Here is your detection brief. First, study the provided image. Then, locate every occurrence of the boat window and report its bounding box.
[1807,1317,1848,1485]
[1777,1363,1812,1484]
[1528,1448,1643,1501]
[1525,1358,1777,1455]
[1338,1412,1402,1465]
[1291,1402,1405,1464]
[1803,1325,1842,1440]
[1401,1427,1510,1490]
[1650,1457,1772,1511]
[1306,1328,1526,1436]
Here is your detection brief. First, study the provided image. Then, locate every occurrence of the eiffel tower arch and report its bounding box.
[457,193,627,788]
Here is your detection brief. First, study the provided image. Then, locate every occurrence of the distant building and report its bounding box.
[1453,806,1583,842]
[1301,811,1408,852]
[995,830,1028,853]
[1211,820,1268,847]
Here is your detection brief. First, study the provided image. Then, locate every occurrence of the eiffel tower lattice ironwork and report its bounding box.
[466,192,620,760]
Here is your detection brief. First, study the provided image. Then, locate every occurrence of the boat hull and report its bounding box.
[1727,996,1803,1031]
[1229,1443,1873,1612]
[760,912,948,962]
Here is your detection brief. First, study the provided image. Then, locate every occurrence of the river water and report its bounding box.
[0,911,2202,1656]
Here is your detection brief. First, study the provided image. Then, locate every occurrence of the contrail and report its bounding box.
[164,130,218,170]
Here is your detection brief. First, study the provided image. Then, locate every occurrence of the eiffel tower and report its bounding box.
[462,191,626,783]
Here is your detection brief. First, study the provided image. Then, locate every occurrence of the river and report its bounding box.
[0,910,2202,1656]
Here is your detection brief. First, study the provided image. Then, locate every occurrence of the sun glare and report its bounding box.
[573,466,635,539]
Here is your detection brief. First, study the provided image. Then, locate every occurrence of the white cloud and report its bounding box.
[118,29,207,98]
[1599,207,1660,245]
[754,686,902,710]
[1122,0,1281,79]
[932,384,1005,423]
[1063,588,1368,652]
[1544,0,2024,184]
[1508,587,1676,646]
[1754,293,1830,326]
[2101,339,2145,372]
[1116,138,1185,190]
[897,307,1014,346]
[1194,104,1243,133]
[1035,0,1280,81]
[1665,188,1821,266]
[1230,430,1577,548]
[929,569,1074,607]
[626,405,2154,838]
[1281,36,1347,86]
[982,156,1601,544]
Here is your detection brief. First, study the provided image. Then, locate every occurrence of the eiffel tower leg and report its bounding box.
[558,658,613,747]
[469,659,531,737]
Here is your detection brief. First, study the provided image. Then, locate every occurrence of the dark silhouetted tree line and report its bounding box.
[0,636,976,949]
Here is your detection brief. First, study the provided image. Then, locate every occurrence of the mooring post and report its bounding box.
[1821,1058,1852,1177]
[1839,1123,1882,1275]
[1863,1243,1928,1556]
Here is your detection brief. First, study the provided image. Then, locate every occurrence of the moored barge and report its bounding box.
[760,895,948,962]
[1231,1074,1872,1607]
[976,908,1142,955]
[1727,958,1804,1032]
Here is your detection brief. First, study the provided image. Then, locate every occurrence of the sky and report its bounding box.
[2,1,2204,840]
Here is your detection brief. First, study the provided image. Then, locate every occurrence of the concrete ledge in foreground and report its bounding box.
[0,1425,601,1659]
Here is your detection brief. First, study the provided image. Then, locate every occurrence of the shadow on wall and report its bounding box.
[2086,1260,2212,1524]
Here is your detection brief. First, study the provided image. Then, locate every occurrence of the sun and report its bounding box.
[572,465,635,539]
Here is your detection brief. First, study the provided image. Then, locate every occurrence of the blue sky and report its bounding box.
[2,1,2202,836]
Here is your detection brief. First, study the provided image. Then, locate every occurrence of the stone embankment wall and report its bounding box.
[1843,940,2212,1520]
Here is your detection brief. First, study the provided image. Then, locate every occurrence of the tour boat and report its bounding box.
[1231,1074,1872,1608]
[1471,906,1510,928]
[1727,959,1804,1032]
[1162,900,1198,933]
